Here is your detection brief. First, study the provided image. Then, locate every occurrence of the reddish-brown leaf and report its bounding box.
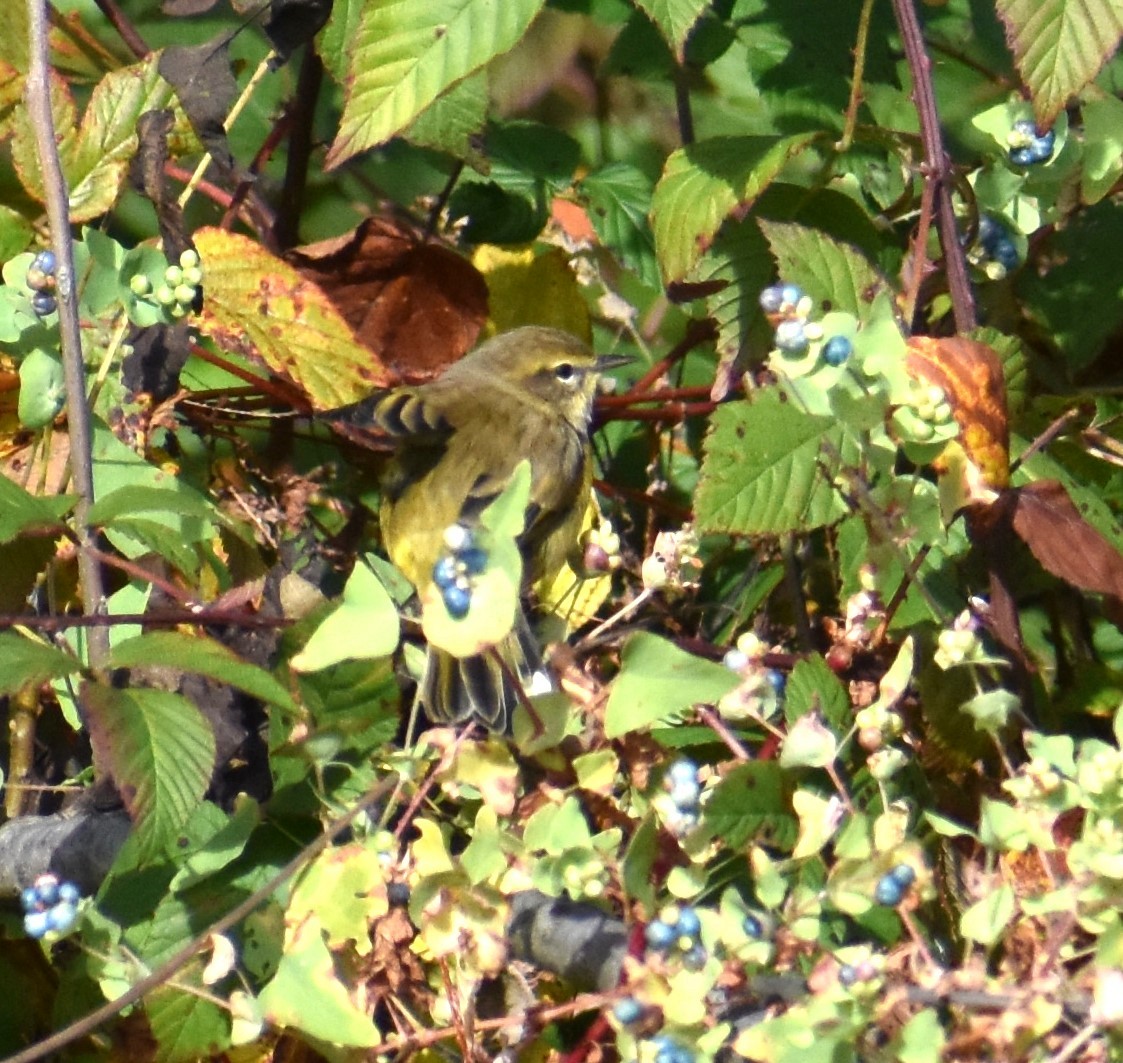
[289,216,488,383]
[1011,480,1123,599]
[906,336,1010,489]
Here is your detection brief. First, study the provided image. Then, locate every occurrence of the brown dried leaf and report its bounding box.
[290,216,488,382]
[1011,480,1123,599]
[906,336,1010,489]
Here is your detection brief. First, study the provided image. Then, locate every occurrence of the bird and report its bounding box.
[331,325,629,731]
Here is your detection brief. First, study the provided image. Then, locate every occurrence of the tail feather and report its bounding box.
[417,607,548,731]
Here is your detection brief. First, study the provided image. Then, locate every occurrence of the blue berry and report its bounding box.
[759,285,785,314]
[991,237,1019,272]
[20,887,38,913]
[457,545,488,576]
[722,647,748,672]
[46,902,78,935]
[820,335,852,367]
[681,943,708,970]
[874,874,904,906]
[24,909,52,939]
[57,882,80,905]
[612,997,644,1025]
[779,283,803,307]
[31,291,57,317]
[675,907,701,938]
[668,780,700,809]
[667,760,699,785]
[33,874,60,907]
[890,863,916,888]
[766,669,786,697]
[644,920,676,951]
[774,318,808,354]
[432,555,458,589]
[743,914,763,937]
[978,215,1000,253]
[1032,129,1055,160]
[838,963,858,986]
[441,581,472,619]
[33,249,57,274]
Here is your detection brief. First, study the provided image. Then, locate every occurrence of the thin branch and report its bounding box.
[91,0,149,59]
[837,0,877,152]
[275,46,324,250]
[1,776,394,1063]
[889,0,977,332]
[25,0,109,670]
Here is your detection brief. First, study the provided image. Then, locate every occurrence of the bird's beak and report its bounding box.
[595,353,633,373]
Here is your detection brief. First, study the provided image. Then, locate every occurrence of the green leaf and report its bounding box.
[651,133,819,283]
[995,0,1123,126]
[17,348,66,428]
[758,219,891,322]
[291,562,401,671]
[84,684,216,861]
[0,472,74,543]
[580,163,661,289]
[169,796,260,892]
[633,0,710,60]
[784,655,850,733]
[110,631,297,712]
[259,916,380,1046]
[779,714,838,769]
[146,984,230,1063]
[696,389,856,535]
[402,71,489,159]
[0,633,82,696]
[1081,93,1123,205]
[86,484,220,528]
[895,1008,947,1063]
[705,762,797,851]
[327,0,548,167]
[603,632,739,737]
[960,883,1016,947]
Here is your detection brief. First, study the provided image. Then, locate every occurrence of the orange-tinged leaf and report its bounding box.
[290,217,487,383]
[906,336,1010,489]
[194,227,390,409]
[1012,480,1123,600]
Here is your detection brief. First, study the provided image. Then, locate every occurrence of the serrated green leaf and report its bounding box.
[758,219,891,321]
[327,0,547,168]
[291,562,400,671]
[110,631,297,712]
[0,633,82,696]
[633,0,710,60]
[995,0,1123,126]
[0,473,74,543]
[84,684,216,861]
[403,72,489,159]
[705,762,797,851]
[147,982,231,1063]
[580,162,660,289]
[696,389,856,535]
[784,655,850,733]
[652,133,819,283]
[604,632,739,737]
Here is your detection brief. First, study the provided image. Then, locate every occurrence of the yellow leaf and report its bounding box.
[194,228,388,409]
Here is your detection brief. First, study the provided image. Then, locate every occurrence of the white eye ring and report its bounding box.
[554,362,577,383]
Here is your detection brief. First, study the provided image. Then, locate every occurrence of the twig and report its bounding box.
[837,0,876,152]
[91,0,148,59]
[25,0,109,671]
[275,47,324,250]
[1,775,395,1063]
[0,611,294,631]
[889,0,976,332]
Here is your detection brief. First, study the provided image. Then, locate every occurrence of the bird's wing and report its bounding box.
[325,387,454,444]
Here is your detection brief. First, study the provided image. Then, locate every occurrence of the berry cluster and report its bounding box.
[718,632,785,723]
[130,248,204,319]
[663,759,702,834]
[873,862,916,907]
[431,523,488,619]
[644,905,707,971]
[976,215,1019,275]
[934,609,983,669]
[25,249,58,317]
[21,873,81,939]
[1007,119,1055,167]
[760,282,852,367]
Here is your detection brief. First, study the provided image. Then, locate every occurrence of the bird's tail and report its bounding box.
[416,606,550,731]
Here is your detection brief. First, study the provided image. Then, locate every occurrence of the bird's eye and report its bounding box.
[554,362,577,383]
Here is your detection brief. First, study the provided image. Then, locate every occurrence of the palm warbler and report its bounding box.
[337,326,627,730]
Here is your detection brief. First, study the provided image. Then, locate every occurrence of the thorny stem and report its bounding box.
[275,46,324,249]
[837,0,876,152]
[25,0,110,670]
[889,0,977,332]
